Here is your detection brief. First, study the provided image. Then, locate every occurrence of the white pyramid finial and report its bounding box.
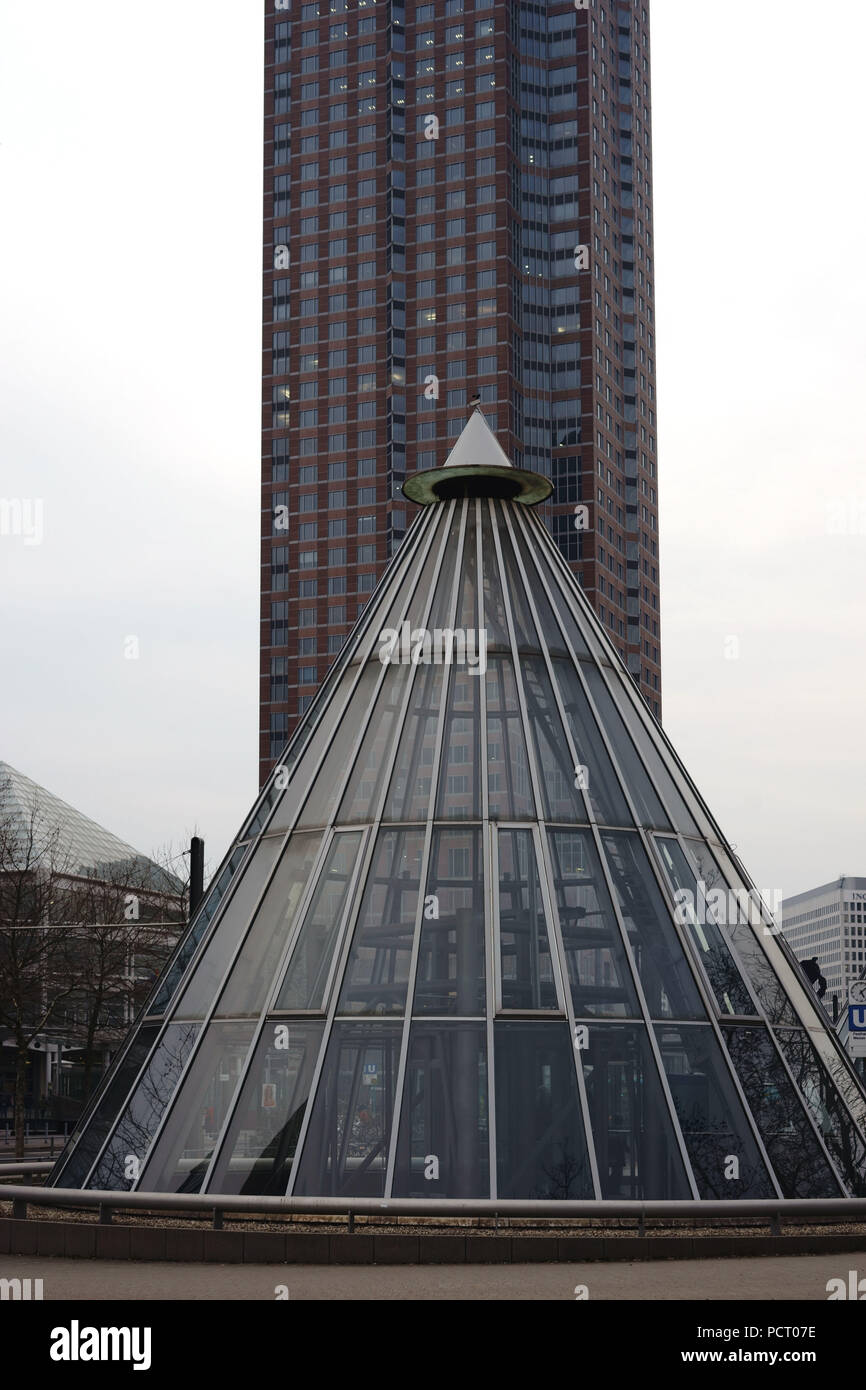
[443,407,514,470]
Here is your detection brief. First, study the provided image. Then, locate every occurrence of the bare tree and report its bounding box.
[51,851,187,1097]
[0,801,80,1157]
[0,781,187,1157]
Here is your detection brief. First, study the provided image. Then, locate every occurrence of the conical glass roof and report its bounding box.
[52,414,866,1201]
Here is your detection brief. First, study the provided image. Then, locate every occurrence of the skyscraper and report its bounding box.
[261,0,660,785]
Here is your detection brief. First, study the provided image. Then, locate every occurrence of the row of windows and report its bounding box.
[272,488,378,516]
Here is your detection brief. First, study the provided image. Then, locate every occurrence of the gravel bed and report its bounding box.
[2,1200,866,1240]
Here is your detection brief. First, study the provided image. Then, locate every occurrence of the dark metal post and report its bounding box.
[190,837,205,918]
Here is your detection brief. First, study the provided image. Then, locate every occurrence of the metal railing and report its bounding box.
[1,1180,866,1236]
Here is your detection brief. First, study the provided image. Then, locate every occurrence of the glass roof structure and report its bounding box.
[0,760,177,891]
[52,415,866,1200]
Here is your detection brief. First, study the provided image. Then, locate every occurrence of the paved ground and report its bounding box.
[1,1252,862,1300]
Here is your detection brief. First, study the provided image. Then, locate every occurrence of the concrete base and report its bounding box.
[2,1217,866,1265]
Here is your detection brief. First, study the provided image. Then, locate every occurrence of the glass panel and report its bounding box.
[655,1024,775,1198]
[207,1021,324,1195]
[138,1022,255,1194]
[611,682,700,835]
[531,531,591,658]
[774,1028,866,1196]
[511,521,569,657]
[456,503,478,629]
[655,837,756,1018]
[297,664,381,828]
[684,840,797,1026]
[173,838,283,1020]
[381,659,443,821]
[479,502,510,649]
[352,510,439,665]
[494,1020,593,1198]
[393,1023,489,1196]
[486,657,534,819]
[151,847,247,1014]
[582,666,670,830]
[799,1024,866,1139]
[492,501,538,651]
[549,830,640,1018]
[413,828,486,1016]
[721,1026,841,1197]
[217,832,323,1018]
[276,832,364,1011]
[336,828,424,1015]
[337,661,412,822]
[267,666,363,835]
[54,1026,159,1187]
[521,656,587,821]
[88,1023,199,1190]
[293,1021,401,1196]
[601,831,705,1020]
[398,504,456,635]
[498,829,559,1011]
[553,660,633,827]
[582,1022,692,1198]
[435,665,482,819]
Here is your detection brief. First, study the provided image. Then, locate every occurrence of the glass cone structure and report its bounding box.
[52,414,866,1201]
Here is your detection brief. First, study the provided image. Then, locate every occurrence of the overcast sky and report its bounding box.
[1,0,863,900]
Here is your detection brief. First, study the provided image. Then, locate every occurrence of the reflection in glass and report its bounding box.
[583,666,669,830]
[336,829,424,1015]
[413,829,485,1015]
[527,526,591,658]
[293,1021,401,1196]
[684,841,797,1026]
[297,665,381,829]
[721,1026,841,1197]
[393,1023,488,1196]
[494,1021,593,1198]
[174,839,283,1020]
[217,833,323,1017]
[267,665,368,836]
[655,1024,775,1198]
[382,659,443,822]
[774,1028,866,1196]
[655,838,755,1018]
[337,662,412,822]
[492,502,538,652]
[498,830,558,1011]
[610,681,700,835]
[435,666,482,820]
[88,1023,199,1190]
[456,502,478,629]
[486,658,534,819]
[512,528,569,657]
[207,1022,324,1195]
[583,1023,692,1198]
[554,660,633,827]
[480,503,510,650]
[601,832,705,1020]
[549,830,640,1018]
[57,1026,159,1187]
[138,1022,254,1194]
[151,847,247,1014]
[276,832,364,1011]
[522,657,588,821]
